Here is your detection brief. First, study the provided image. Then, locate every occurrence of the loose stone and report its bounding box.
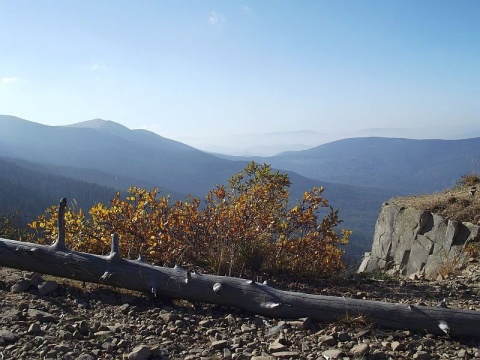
[127,345,151,360]
[351,343,370,356]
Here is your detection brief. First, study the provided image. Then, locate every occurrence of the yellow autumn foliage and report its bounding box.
[29,162,350,280]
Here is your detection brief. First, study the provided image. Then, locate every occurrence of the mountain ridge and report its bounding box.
[235,136,480,194]
[5,115,478,261]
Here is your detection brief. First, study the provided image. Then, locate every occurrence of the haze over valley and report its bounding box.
[174,124,480,157]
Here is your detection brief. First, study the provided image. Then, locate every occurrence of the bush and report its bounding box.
[29,162,350,280]
[456,172,480,187]
[0,212,29,241]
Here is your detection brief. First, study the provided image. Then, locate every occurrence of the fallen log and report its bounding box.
[0,200,479,338]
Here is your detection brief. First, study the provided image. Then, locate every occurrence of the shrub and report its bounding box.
[0,212,29,241]
[28,162,350,280]
[465,242,480,258]
[456,172,480,187]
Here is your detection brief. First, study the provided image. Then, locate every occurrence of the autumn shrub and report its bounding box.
[456,172,480,187]
[29,162,350,280]
[0,212,29,241]
[465,241,480,258]
[30,187,187,264]
[435,248,466,279]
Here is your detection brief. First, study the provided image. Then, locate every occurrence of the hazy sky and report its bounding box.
[1,1,479,148]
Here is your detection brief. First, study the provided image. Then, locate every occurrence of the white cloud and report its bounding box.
[208,11,225,26]
[0,76,19,84]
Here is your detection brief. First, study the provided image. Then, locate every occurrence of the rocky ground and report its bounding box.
[1,261,480,360]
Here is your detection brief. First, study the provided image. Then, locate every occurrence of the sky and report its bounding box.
[1,1,479,154]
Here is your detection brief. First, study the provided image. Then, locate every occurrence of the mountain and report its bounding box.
[176,130,332,156]
[0,115,247,196]
[0,156,117,219]
[175,124,480,157]
[238,137,480,195]
[0,115,400,262]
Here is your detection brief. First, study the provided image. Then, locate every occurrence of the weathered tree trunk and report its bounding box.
[1,200,479,338]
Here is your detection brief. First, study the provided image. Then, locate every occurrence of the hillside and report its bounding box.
[0,115,401,261]
[0,157,117,217]
[246,137,480,194]
[0,115,246,196]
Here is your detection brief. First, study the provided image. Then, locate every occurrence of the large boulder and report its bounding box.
[358,203,480,278]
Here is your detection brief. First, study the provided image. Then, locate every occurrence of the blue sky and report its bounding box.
[1,1,479,153]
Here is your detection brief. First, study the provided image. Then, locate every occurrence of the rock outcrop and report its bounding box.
[358,203,480,278]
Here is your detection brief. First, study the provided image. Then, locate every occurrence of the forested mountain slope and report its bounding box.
[0,157,116,218]
[229,137,480,194]
[0,116,401,261]
[0,115,247,196]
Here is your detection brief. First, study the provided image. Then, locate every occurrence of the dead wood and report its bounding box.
[0,199,479,338]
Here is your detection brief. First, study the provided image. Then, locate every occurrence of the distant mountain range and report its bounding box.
[222,137,480,195]
[175,125,480,157]
[175,130,330,156]
[2,115,479,262]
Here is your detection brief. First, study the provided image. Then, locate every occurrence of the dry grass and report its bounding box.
[390,173,480,225]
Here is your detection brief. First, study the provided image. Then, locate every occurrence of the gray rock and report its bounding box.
[27,273,44,286]
[318,335,337,346]
[55,344,71,353]
[286,317,311,330]
[199,319,212,327]
[159,312,176,323]
[351,343,370,356]
[336,331,350,342]
[413,350,430,360]
[0,330,17,342]
[27,308,59,323]
[38,280,58,295]
[11,279,30,293]
[75,354,96,360]
[271,351,300,358]
[94,330,113,337]
[223,347,233,359]
[119,303,130,314]
[211,339,228,350]
[353,329,371,339]
[457,349,467,358]
[268,339,287,352]
[17,302,29,311]
[322,349,343,359]
[107,323,122,333]
[128,345,151,360]
[27,322,42,334]
[59,329,73,340]
[78,320,90,335]
[358,204,480,278]
[391,341,406,352]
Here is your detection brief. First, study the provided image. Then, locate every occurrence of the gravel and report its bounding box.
[1,263,479,359]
